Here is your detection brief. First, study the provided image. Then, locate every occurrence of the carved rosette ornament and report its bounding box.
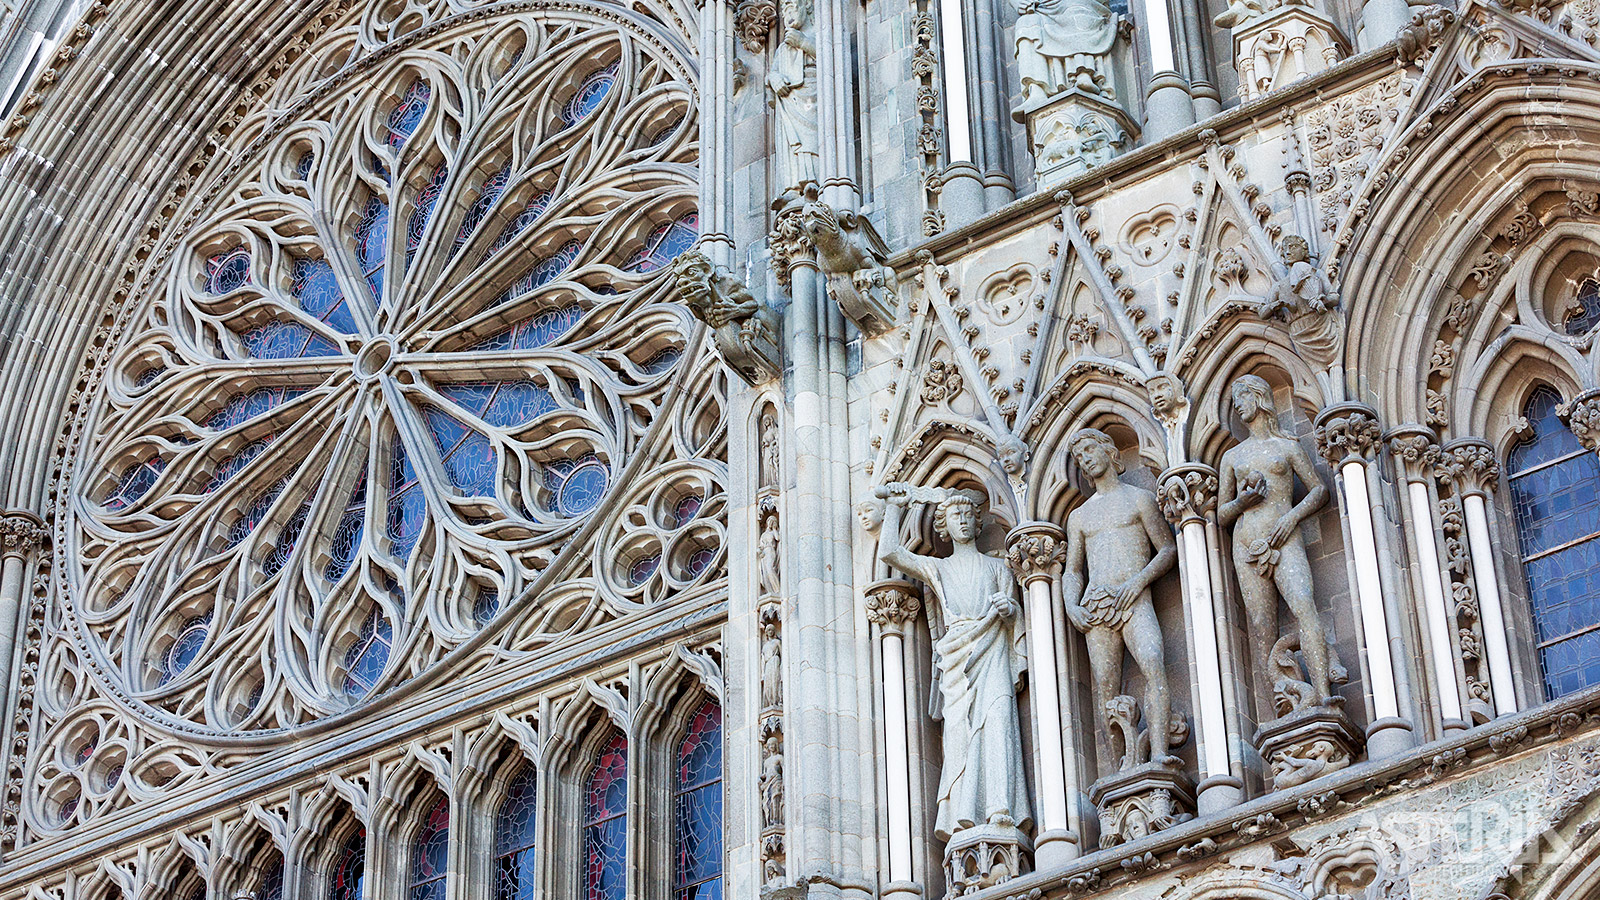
[1559,388,1600,454]
[0,513,45,561]
[1006,522,1066,587]
[1386,426,1440,483]
[1315,403,1383,467]
[1438,438,1499,499]
[864,579,923,634]
[1158,465,1219,527]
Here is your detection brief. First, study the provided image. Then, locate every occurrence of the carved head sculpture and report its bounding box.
[1069,428,1125,478]
[997,437,1030,477]
[798,200,842,251]
[1280,234,1312,266]
[1146,373,1184,423]
[781,0,813,34]
[855,498,884,533]
[932,490,986,544]
[672,250,719,321]
[1230,374,1289,438]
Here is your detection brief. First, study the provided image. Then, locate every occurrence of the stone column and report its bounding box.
[1157,466,1242,813]
[1387,429,1467,732]
[1315,404,1414,758]
[935,0,985,226]
[1359,0,1413,51]
[1006,523,1079,868]
[1439,439,1518,717]
[1140,0,1196,139]
[0,512,43,728]
[865,580,923,900]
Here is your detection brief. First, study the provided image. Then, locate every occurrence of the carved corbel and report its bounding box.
[672,251,782,385]
[1559,388,1600,454]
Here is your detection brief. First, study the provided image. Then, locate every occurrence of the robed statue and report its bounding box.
[1015,0,1119,106]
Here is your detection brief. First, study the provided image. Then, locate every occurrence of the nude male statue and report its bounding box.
[1060,428,1180,770]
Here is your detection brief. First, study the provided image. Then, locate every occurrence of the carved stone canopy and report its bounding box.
[1315,403,1383,467]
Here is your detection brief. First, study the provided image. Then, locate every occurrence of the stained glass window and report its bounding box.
[343,609,393,697]
[206,387,303,431]
[642,347,682,374]
[239,321,341,360]
[104,456,165,511]
[292,258,358,335]
[673,494,703,527]
[583,733,627,900]
[625,213,699,273]
[441,381,558,429]
[330,831,365,900]
[482,192,553,261]
[387,81,432,150]
[684,548,715,580]
[257,852,286,900]
[545,455,608,517]
[495,765,538,900]
[563,64,618,126]
[472,304,583,352]
[494,241,582,307]
[628,553,660,585]
[423,406,498,496]
[228,480,287,547]
[455,166,511,255]
[1508,386,1600,698]
[1565,279,1600,335]
[328,471,367,582]
[474,586,501,624]
[207,438,274,492]
[264,502,311,579]
[388,440,425,559]
[205,247,252,295]
[295,151,316,181]
[674,701,722,900]
[355,197,392,302]
[411,797,449,900]
[407,164,450,270]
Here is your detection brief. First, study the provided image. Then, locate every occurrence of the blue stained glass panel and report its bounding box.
[474,586,500,624]
[472,304,583,352]
[441,380,557,429]
[161,615,211,685]
[407,164,450,270]
[343,609,392,696]
[482,192,553,261]
[239,321,341,360]
[207,438,274,493]
[1510,389,1586,472]
[410,797,448,900]
[205,247,252,295]
[355,197,391,302]
[295,152,315,181]
[563,64,618,126]
[626,214,699,273]
[674,701,722,900]
[493,241,582,307]
[328,470,367,582]
[455,166,511,255]
[206,387,304,431]
[229,480,286,546]
[583,733,628,900]
[329,832,365,900]
[264,502,311,579]
[105,456,165,511]
[495,766,538,900]
[292,258,358,335]
[386,81,431,150]
[1566,280,1600,335]
[642,347,682,374]
[684,548,715,579]
[135,366,165,387]
[629,553,659,585]
[674,494,703,527]
[544,455,607,517]
[422,406,497,496]
[387,440,425,560]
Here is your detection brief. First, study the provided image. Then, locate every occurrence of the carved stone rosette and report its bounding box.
[1386,425,1441,484]
[1559,388,1600,454]
[1315,403,1383,467]
[1158,464,1219,527]
[864,579,923,636]
[1437,438,1499,499]
[0,512,45,561]
[1005,522,1066,587]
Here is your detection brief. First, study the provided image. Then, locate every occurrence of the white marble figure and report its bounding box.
[1059,429,1180,769]
[877,485,1032,840]
[1015,0,1119,107]
[761,414,781,486]
[767,0,820,190]
[1217,375,1335,708]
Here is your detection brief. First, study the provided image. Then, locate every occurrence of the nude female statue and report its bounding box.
[1217,375,1334,708]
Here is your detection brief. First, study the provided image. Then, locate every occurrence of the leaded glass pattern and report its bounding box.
[583,734,628,900]
[674,701,723,900]
[160,616,210,686]
[257,853,285,900]
[330,832,365,900]
[495,766,538,900]
[411,797,449,900]
[64,8,708,741]
[1508,386,1600,698]
[1565,279,1600,335]
[625,214,699,273]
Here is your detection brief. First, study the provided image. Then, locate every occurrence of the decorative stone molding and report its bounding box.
[1437,438,1500,498]
[1019,88,1137,190]
[673,251,783,385]
[1386,425,1441,483]
[944,818,1031,897]
[1559,388,1600,453]
[863,579,923,632]
[1157,465,1219,527]
[0,513,44,561]
[1315,404,1383,467]
[1222,4,1348,101]
[1006,522,1066,589]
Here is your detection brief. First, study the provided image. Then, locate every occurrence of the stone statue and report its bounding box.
[1014,0,1119,107]
[758,512,782,598]
[1217,375,1336,709]
[767,0,820,190]
[1059,428,1180,769]
[760,414,781,486]
[672,251,781,384]
[760,605,783,710]
[1261,236,1342,370]
[877,484,1032,840]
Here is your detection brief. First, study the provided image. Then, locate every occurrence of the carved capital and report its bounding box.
[767,201,816,292]
[1158,464,1219,526]
[733,0,777,53]
[1006,522,1066,586]
[1315,403,1383,467]
[1559,388,1600,454]
[1438,438,1500,498]
[864,579,922,632]
[1385,425,1440,483]
[0,512,44,561]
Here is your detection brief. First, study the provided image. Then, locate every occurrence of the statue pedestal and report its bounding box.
[1252,702,1363,790]
[1088,760,1194,849]
[1231,6,1348,101]
[943,820,1031,897]
[1016,88,1138,190]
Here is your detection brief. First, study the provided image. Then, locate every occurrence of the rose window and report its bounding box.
[61,11,706,737]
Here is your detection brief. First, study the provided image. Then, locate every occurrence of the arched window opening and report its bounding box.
[1508,387,1600,698]
[674,700,723,900]
[410,796,449,900]
[256,850,285,900]
[495,765,539,900]
[583,732,628,900]
[1564,278,1600,335]
[329,831,365,900]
